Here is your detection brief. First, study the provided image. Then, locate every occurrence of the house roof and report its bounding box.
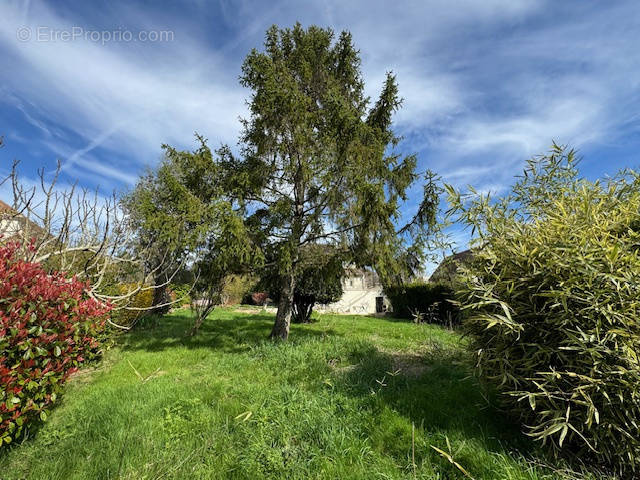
[0,199,46,239]
[429,249,473,283]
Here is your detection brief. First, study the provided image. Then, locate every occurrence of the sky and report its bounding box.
[1,0,640,259]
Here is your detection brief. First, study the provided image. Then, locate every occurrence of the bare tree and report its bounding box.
[188,279,225,336]
[0,160,189,329]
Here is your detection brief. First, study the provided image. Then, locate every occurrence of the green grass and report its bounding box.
[1,309,564,479]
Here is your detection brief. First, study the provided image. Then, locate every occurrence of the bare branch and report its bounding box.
[0,162,187,317]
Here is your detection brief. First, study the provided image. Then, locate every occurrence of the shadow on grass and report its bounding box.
[120,309,340,355]
[124,310,520,447]
[331,343,539,471]
[120,308,540,472]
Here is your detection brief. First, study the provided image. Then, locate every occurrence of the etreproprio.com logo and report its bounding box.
[16,26,174,45]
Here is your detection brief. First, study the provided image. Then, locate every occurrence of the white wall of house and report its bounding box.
[316,270,391,315]
[0,218,22,237]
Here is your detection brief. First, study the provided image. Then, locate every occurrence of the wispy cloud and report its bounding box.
[43,141,139,188]
[0,0,247,180]
[1,0,640,252]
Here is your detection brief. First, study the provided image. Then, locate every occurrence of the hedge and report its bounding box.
[384,282,458,326]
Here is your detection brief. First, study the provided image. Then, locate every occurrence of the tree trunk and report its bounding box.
[301,302,314,323]
[151,270,169,315]
[292,294,314,324]
[270,273,294,340]
[273,168,304,338]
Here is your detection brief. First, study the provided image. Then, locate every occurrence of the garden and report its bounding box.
[0,309,573,480]
[2,23,640,480]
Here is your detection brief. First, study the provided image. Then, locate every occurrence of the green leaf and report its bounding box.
[558,424,569,447]
[528,394,536,411]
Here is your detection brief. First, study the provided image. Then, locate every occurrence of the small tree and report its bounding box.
[127,139,261,336]
[189,208,261,336]
[122,135,219,314]
[221,24,440,340]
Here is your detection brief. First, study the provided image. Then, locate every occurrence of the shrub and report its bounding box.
[0,241,110,445]
[384,282,457,326]
[249,292,269,306]
[110,284,154,328]
[448,145,640,476]
[221,275,256,305]
[169,283,192,306]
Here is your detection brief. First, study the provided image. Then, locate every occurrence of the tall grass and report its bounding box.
[0,309,582,479]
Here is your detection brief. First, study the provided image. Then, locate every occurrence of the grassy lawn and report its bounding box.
[0,309,561,479]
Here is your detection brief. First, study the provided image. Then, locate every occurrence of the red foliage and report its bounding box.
[250,292,269,306]
[0,241,111,445]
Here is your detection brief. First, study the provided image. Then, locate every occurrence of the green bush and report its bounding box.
[385,282,457,326]
[110,284,154,328]
[221,275,256,305]
[448,145,640,476]
[169,283,192,306]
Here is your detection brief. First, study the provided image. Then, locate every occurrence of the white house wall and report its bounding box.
[0,219,22,237]
[316,272,391,315]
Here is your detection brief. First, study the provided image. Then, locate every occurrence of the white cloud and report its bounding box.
[1,0,639,221]
[42,141,139,188]
[0,0,246,173]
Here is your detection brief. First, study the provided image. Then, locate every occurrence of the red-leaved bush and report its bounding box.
[0,241,111,445]
[250,292,269,306]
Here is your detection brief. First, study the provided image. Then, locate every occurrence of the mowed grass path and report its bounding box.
[1,309,558,479]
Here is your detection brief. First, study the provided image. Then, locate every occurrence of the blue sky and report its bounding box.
[1,0,640,256]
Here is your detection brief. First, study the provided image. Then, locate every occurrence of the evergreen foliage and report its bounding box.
[222,23,440,339]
